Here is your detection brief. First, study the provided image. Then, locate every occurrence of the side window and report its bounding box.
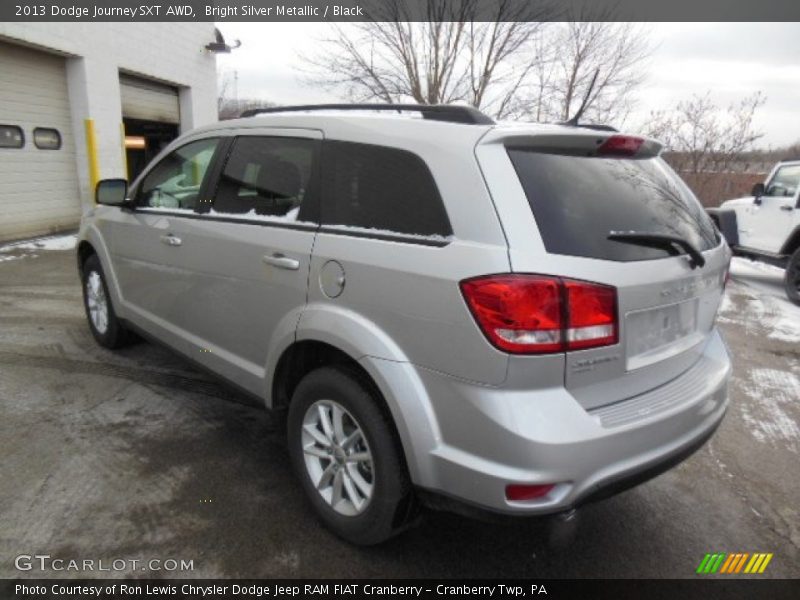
[33,128,61,150]
[138,138,219,211]
[0,125,24,149]
[765,165,800,198]
[320,141,451,237]
[211,136,316,222]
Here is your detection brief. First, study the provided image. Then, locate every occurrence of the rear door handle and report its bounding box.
[160,234,182,247]
[780,205,794,211]
[263,253,300,271]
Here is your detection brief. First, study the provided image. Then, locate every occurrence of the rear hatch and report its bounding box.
[482,130,729,409]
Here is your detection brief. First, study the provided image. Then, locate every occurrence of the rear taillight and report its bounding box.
[597,135,644,156]
[460,274,618,354]
[564,280,617,350]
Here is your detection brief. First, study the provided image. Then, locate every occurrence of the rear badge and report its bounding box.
[571,354,620,373]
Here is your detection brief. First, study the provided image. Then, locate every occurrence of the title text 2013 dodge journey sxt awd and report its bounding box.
[78,104,731,544]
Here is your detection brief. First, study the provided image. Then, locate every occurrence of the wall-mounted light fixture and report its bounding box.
[205,28,241,53]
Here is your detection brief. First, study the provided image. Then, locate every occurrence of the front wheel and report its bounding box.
[785,248,800,305]
[81,254,131,348]
[287,366,416,545]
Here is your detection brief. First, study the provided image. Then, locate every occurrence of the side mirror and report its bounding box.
[751,182,765,205]
[96,179,129,206]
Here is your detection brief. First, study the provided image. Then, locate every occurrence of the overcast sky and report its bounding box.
[216,22,800,148]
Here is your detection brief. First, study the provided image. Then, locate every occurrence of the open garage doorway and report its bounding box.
[123,118,178,181]
[120,73,181,181]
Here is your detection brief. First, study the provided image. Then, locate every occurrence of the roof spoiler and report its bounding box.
[500,132,663,158]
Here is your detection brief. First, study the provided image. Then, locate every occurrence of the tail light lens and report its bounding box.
[460,274,618,354]
[564,280,617,350]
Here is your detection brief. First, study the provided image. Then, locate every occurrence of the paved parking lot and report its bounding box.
[1,237,798,578]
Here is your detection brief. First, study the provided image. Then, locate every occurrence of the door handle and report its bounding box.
[262,253,300,271]
[160,234,182,247]
[780,205,794,211]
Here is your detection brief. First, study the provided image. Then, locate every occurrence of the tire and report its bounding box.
[784,248,800,305]
[287,366,416,545]
[81,254,131,348]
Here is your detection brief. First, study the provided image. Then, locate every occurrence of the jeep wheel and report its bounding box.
[785,248,800,305]
[287,366,416,545]
[81,254,132,348]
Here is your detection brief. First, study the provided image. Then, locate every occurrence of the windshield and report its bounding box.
[506,149,719,262]
[766,164,800,197]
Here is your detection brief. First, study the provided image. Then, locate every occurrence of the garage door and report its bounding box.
[120,74,180,123]
[0,40,81,242]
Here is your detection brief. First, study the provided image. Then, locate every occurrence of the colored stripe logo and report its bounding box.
[696,552,773,574]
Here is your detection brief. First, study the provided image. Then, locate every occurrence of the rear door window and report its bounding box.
[211,136,317,222]
[506,149,719,261]
[320,141,452,237]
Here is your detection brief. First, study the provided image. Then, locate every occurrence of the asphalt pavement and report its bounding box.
[0,242,798,579]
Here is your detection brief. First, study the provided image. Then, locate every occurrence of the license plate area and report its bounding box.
[625,298,702,371]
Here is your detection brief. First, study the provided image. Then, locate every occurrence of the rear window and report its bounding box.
[320,141,452,237]
[507,149,719,262]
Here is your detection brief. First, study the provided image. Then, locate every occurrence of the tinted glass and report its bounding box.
[212,137,315,221]
[138,138,219,211]
[765,164,800,197]
[507,149,719,262]
[321,141,451,237]
[33,128,61,150]
[0,125,24,148]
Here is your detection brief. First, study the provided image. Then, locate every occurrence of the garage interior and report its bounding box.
[120,74,181,182]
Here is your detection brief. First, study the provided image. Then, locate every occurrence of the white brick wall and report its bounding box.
[0,23,218,210]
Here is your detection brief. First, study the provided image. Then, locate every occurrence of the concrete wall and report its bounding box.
[0,23,218,210]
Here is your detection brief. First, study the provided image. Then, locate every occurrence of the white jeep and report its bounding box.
[708,160,800,304]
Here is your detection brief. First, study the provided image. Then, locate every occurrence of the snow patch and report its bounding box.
[739,368,800,452]
[730,256,784,278]
[719,287,800,343]
[0,234,77,252]
[208,207,306,223]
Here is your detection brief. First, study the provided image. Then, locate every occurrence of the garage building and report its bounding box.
[0,24,218,242]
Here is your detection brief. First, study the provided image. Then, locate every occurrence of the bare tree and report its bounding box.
[508,20,651,124]
[301,1,651,125]
[641,92,766,202]
[300,0,554,115]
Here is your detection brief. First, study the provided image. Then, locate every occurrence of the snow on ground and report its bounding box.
[722,257,800,452]
[0,233,77,253]
[721,257,800,344]
[739,369,800,453]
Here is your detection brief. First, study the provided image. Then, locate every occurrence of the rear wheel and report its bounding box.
[785,248,800,305]
[81,254,131,348]
[287,366,416,545]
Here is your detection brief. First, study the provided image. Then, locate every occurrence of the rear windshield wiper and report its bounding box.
[607,231,706,269]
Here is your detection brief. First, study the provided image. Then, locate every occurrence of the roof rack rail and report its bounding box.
[239,103,495,125]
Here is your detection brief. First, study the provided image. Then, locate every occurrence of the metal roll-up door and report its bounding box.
[120,74,180,124]
[0,40,80,241]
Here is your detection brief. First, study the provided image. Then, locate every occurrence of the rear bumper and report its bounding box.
[372,328,730,515]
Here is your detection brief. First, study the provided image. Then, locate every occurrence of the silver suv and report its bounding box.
[79,104,732,544]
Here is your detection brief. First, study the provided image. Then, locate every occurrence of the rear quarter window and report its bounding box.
[320,141,452,238]
[507,148,719,262]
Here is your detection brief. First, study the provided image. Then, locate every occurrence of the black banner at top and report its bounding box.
[3,0,800,22]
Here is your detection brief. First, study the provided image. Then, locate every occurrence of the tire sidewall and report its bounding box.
[82,255,124,347]
[287,367,410,545]
[785,249,800,305]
